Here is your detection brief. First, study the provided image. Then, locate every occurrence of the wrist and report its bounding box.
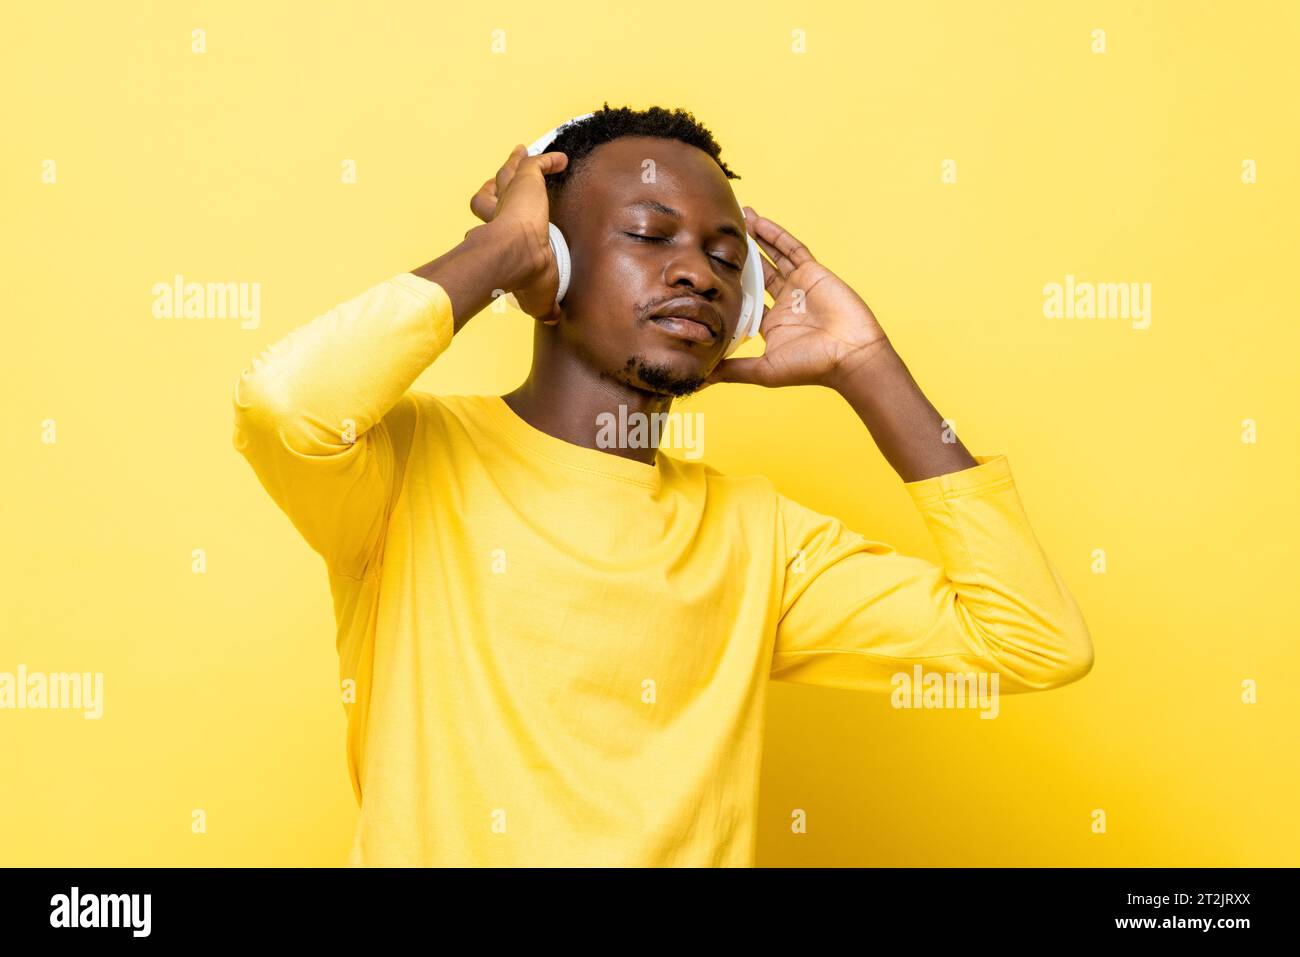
[827,337,899,393]
[468,220,549,294]
[411,221,548,332]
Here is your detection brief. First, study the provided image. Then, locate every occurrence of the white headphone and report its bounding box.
[502,111,767,358]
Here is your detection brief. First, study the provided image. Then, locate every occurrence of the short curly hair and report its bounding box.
[541,102,740,208]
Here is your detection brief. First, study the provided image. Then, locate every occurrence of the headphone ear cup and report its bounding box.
[721,235,766,357]
[502,222,570,313]
[740,234,765,338]
[723,313,745,358]
[548,222,572,304]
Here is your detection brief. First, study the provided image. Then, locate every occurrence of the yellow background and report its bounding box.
[3,1,1297,866]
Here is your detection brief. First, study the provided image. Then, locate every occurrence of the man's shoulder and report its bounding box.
[405,389,465,412]
[668,455,781,503]
[404,390,484,428]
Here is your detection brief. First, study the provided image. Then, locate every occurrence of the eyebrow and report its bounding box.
[624,199,745,242]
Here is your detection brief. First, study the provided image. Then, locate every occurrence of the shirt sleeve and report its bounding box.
[231,272,454,581]
[771,454,1094,694]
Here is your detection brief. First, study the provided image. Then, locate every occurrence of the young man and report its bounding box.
[231,104,1093,867]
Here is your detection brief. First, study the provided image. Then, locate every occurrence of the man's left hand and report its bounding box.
[705,207,893,390]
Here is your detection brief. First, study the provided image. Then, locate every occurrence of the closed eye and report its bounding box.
[624,232,741,272]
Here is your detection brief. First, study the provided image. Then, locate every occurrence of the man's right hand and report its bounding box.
[412,145,569,331]
[468,145,569,323]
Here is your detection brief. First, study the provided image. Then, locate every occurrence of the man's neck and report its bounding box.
[500,377,674,466]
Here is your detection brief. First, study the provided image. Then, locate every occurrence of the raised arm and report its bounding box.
[705,208,1093,692]
[230,147,565,580]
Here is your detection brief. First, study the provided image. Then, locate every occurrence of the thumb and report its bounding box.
[528,151,569,175]
[706,356,766,387]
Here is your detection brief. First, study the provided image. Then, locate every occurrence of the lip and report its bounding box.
[648,297,721,341]
[650,315,716,344]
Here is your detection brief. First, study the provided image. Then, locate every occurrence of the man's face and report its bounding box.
[550,136,750,398]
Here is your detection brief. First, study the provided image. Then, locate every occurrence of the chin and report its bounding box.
[621,352,709,397]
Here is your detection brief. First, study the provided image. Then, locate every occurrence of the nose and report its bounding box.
[663,248,721,302]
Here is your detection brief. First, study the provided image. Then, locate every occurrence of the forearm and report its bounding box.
[236,224,536,445]
[233,272,450,459]
[411,222,545,333]
[830,342,978,484]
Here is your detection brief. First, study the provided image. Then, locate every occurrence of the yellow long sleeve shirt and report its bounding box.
[231,272,1094,867]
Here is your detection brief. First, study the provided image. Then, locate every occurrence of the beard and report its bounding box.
[618,353,708,397]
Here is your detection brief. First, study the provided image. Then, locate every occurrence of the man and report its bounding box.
[231,104,1093,867]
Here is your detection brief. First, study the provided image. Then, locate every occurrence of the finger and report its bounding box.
[497,151,568,204]
[469,177,499,222]
[748,227,796,279]
[753,232,793,279]
[756,243,784,299]
[746,242,784,335]
[494,144,527,199]
[473,144,522,222]
[743,208,795,282]
[744,206,815,274]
